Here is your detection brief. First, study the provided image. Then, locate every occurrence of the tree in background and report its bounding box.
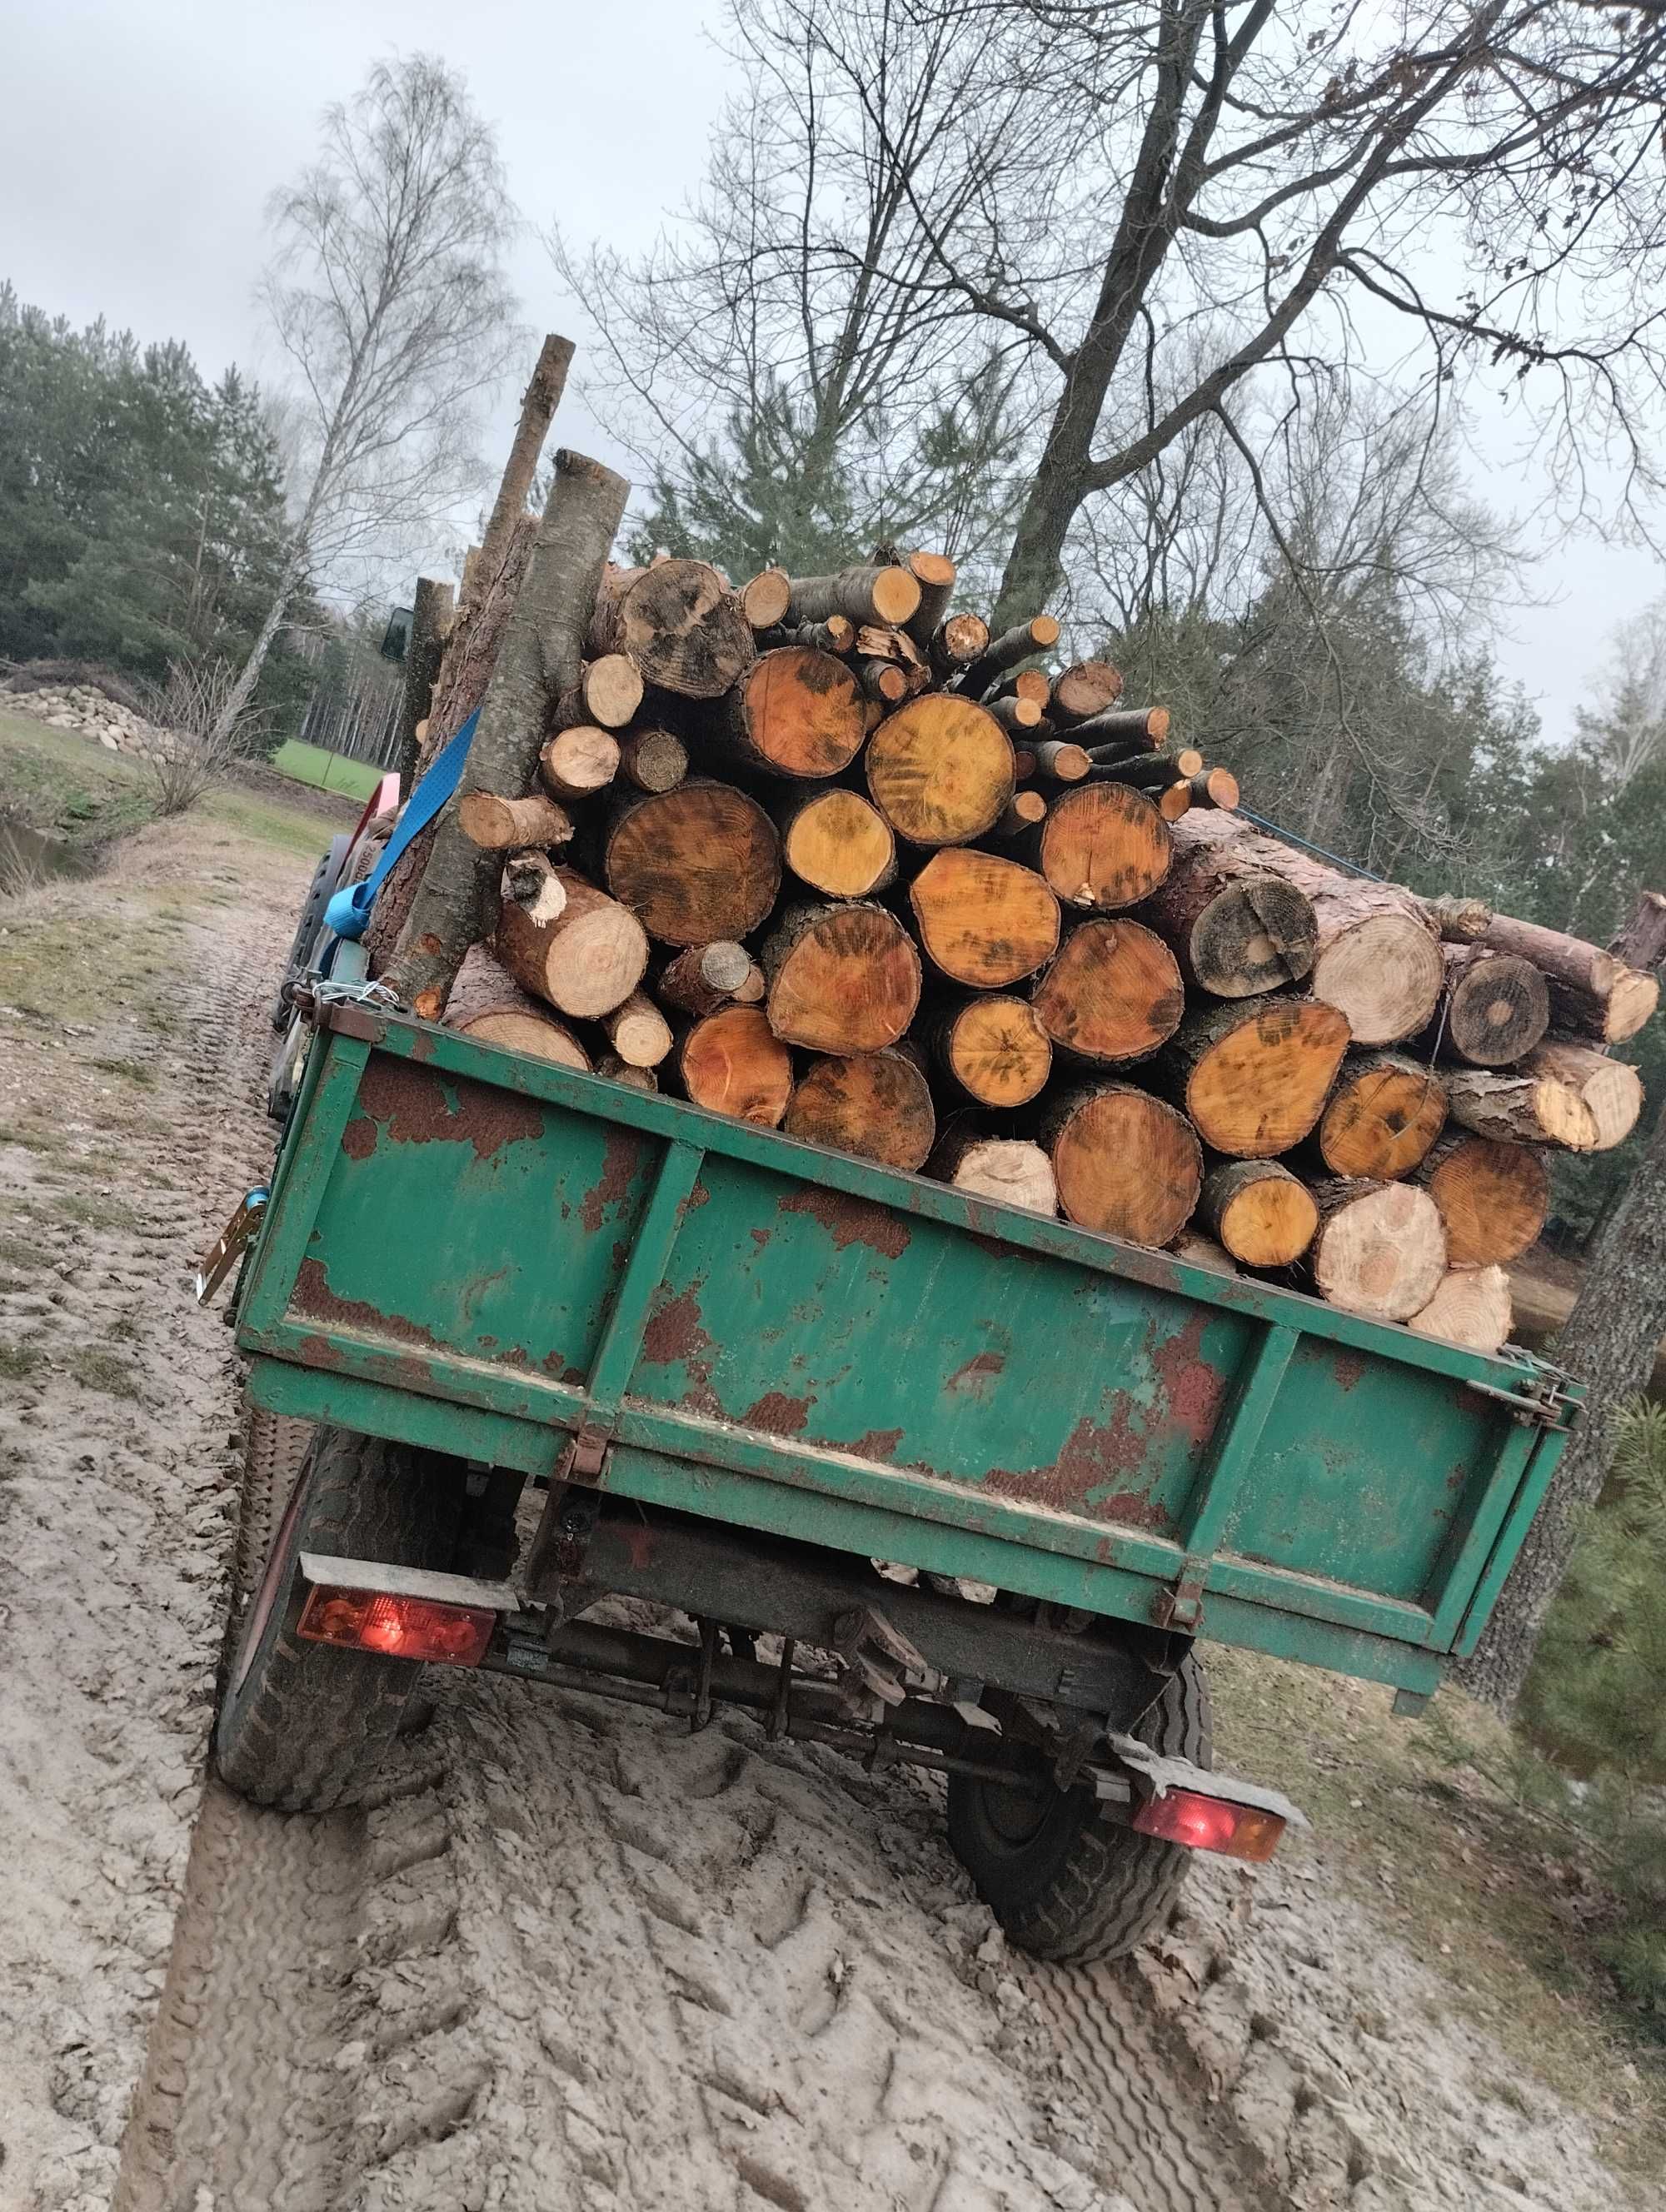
[210,54,520,750]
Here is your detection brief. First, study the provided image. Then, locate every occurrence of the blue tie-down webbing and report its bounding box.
[323,710,478,941]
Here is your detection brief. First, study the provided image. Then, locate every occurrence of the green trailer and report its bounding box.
[210,988,1577,1961]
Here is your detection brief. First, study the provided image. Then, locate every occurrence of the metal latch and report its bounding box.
[195,1187,268,1303]
[1463,1373,1577,1432]
[1152,1561,1206,1631]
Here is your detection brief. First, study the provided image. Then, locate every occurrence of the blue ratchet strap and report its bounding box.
[323,710,478,941]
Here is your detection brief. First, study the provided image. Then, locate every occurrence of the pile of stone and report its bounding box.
[2,680,163,757]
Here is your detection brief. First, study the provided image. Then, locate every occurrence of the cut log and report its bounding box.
[1427,894,1494,943]
[657,940,757,1019]
[991,791,1048,838]
[1139,850,1317,998]
[1170,1230,1239,1278]
[775,787,897,899]
[678,1006,794,1126]
[1159,999,1351,1158]
[395,576,455,790]
[741,568,792,630]
[602,780,781,945]
[443,946,591,1070]
[900,551,957,647]
[1042,1084,1202,1247]
[932,995,1053,1108]
[1473,913,1659,1044]
[540,725,620,802]
[1090,752,1191,793]
[493,866,649,1020]
[1444,1044,1644,1152]
[616,726,688,794]
[718,645,866,778]
[865,694,1015,846]
[996,668,1052,709]
[457,790,575,852]
[596,1055,659,1093]
[784,1049,936,1171]
[761,901,922,1053]
[1610,889,1666,974]
[928,613,990,676]
[1187,767,1239,811]
[1309,1181,1449,1322]
[786,565,920,629]
[1156,784,1193,824]
[987,695,1045,735]
[1030,919,1185,1066]
[1076,706,1168,750]
[1202,1160,1319,1268]
[956,615,1060,700]
[1407,1265,1514,1355]
[551,655,643,731]
[1311,1054,1448,1179]
[1419,944,1550,1067]
[501,849,566,925]
[1168,814,1441,1044]
[909,849,1060,988]
[601,990,674,1069]
[1050,661,1124,725]
[1034,741,1091,784]
[1027,782,1173,910]
[586,560,755,697]
[928,1127,1057,1213]
[1413,1134,1549,1267]
[858,658,910,706]
[1172,749,1205,778]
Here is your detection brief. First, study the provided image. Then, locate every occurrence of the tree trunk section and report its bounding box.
[865,695,1015,846]
[616,726,689,794]
[550,655,643,731]
[587,560,756,697]
[908,848,1060,988]
[1049,661,1124,725]
[1023,782,1172,911]
[717,646,866,777]
[471,333,574,617]
[928,1126,1058,1213]
[601,990,674,1069]
[741,568,792,629]
[1474,912,1659,1044]
[1417,944,1550,1067]
[1042,1083,1202,1247]
[775,787,897,898]
[1139,850,1317,998]
[657,941,761,1019]
[1157,999,1351,1158]
[602,780,781,945]
[493,865,649,1020]
[395,577,455,791]
[456,791,574,852]
[1310,1054,1448,1179]
[955,615,1060,700]
[443,945,590,1070]
[1412,1134,1549,1268]
[676,1006,794,1126]
[1308,1181,1449,1321]
[1202,1160,1319,1268]
[900,551,957,647]
[1030,919,1185,1066]
[932,995,1053,1108]
[784,1050,936,1171]
[1444,1046,1643,1152]
[786,566,920,629]
[761,902,921,1053]
[540,725,619,801]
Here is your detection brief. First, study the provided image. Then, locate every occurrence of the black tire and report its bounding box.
[216,1423,463,1811]
[946,1654,1212,1964]
[269,833,351,1029]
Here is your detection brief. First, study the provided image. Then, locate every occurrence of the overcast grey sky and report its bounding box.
[2,0,1658,741]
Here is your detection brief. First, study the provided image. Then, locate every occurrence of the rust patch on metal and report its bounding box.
[1332,1348,1368,1392]
[581,1127,645,1234]
[541,1350,589,1385]
[684,1179,711,1213]
[291,1258,446,1358]
[846,1427,905,1460]
[296,1331,343,1369]
[1150,1316,1225,1448]
[750,1227,771,1249]
[340,1114,377,1162]
[411,1029,438,1061]
[743,1390,814,1437]
[640,1283,713,1368]
[779,1184,910,1258]
[984,1405,1175,1531]
[948,1350,1005,1392]
[354,1056,545,1164]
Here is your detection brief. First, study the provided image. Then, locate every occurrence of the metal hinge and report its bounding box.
[1152,1562,1206,1631]
[562,1422,614,1486]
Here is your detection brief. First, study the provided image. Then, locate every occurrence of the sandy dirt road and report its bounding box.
[0,808,1644,2212]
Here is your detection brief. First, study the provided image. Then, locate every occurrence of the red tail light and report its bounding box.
[297,1583,496,1666]
[1130,1787,1285,1862]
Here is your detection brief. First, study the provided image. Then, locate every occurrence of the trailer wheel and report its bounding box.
[946,1654,1212,1964]
[269,833,352,1029]
[216,1424,462,1812]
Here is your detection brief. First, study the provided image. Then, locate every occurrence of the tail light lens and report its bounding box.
[1130,1787,1285,1862]
[297,1583,495,1666]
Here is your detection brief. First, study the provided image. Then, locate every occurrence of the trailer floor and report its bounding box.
[0,796,1644,2212]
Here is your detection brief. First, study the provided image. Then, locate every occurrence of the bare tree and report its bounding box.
[212,54,519,747]
[137,657,262,815]
[1578,600,1666,790]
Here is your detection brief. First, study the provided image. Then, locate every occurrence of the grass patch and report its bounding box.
[88,1055,157,1087]
[0,1232,36,1269]
[0,707,155,845]
[206,782,341,859]
[0,901,183,1030]
[271,738,382,801]
[67,1346,142,1396]
[0,1120,65,1155]
[52,1191,142,1233]
[0,1340,43,1382]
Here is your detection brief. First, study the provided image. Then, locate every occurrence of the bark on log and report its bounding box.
[501,849,566,925]
[1168,813,1441,1044]
[1170,1231,1240,1278]
[1157,999,1351,1158]
[602,780,781,945]
[1412,1134,1549,1267]
[1444,1044,1644,1152]
[457,790,575,852]
[601,990,673,1069]
[1025,782,1172,910]
[1187,767,1239,811]
[908,848,1060,988]
[616,727,688,794]
[1042,1083,1202,1247]
[1049,661,1124,725]
[539,725,620,801]
[1033,741,1090,784]
[741,568,792,630]
[443,946,591,1070]
[1090,752,1192,793]
[471,334,574,619]
[1407,1265,1514,1356]
[784,1050,936,1171]
[656,941,758,1019]
[1473,912,1659,1044]
[1202,1159,1319,1268]
[996,668,1052,708]
[900,551,957,648]
[1075,706,1168,750]
[596,1056,659,1093]
[717,646,866,777]
[928,613,990,676]
[858,658,909,706]
[1427,895,1494,943]
[865,694,1015,846]
[786,565,920,629]
[932,994,1053,1108]
[493,865,650,1020]
[987,695,1045,735]
[586,560,756,698]
[761,902,921,1054]
[927,1126,1057,1213]
[677,1006,794,1126]
[1030,919,1185,1066]
[395,577,455,790]
[1610,889,1666,973]
[382,450,630,1020]
[1309,1054,1448,1179]
[550,655,643,731]
[955,615,1060,700]
[774,787,897,899]
[1138,849,1318,998]
[990,791,1048,838]
[1418,944,1550,1067]
[1309,1180,1449,1321]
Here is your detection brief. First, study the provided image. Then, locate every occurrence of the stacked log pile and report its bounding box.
[387,542,1660,1360]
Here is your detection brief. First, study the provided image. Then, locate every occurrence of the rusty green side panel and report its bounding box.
[237,1011,1578,1695]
